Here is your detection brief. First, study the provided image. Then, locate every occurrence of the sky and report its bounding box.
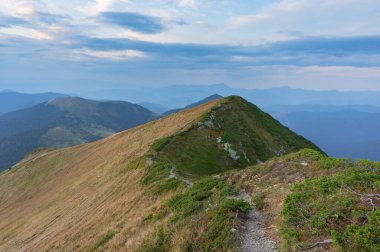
[1,0,380,93]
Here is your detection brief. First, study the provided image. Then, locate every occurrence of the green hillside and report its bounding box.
[154,96,322,178]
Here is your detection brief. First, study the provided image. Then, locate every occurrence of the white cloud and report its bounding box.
[78,49,146,61]
[227,0,380,40]
[179,0,198,9]
[0,26,53,40]
[77,0,131,16]
[240,65,380,91]
[0,0,36,16]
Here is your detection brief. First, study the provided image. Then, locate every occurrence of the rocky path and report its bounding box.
[147,158,193,188]
[169,166,193,188]
[237,193,278,252]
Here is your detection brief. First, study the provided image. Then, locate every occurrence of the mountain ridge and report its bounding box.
[0,90,67,115]
[162,94,223,116]
[0,96,377,252]
[0,96,321,251]
[88,84,380,108]
[0,97,157,171]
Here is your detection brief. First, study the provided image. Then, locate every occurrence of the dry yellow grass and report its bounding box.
[0,99,221,252]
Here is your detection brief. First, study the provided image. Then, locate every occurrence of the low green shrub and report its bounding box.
[221,199,251,214]
[281,162,380,251]
[253,192,267,210]
[318,157,352,170]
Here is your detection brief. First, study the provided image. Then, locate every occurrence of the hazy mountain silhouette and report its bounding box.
[0,97,156,170]
[0,90,67,115]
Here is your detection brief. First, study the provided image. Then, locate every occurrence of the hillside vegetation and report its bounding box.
[157,96,321,178]
[0,96,378,252]
[230,149,380,251]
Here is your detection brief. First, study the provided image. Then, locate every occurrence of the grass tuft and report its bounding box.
[253,192,267,210]
[87,231,115,252]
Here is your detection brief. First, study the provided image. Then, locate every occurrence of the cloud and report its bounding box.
[79,0,117,16]
[179,0,198,9]
[227,0,380,41]
[33,12,70,25]
[0,15,28,27]
[78,49,146,61]
[2,34,380,92]
[0,11,70,41]
[0,26,53,40]
[69,35,380,66]
[0,0,36,16]
[100,12,166,34]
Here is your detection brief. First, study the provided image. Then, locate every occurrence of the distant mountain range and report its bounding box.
[264,104,380,113]
[0,90,67,115]
[0,97,156,171]
[92,84,380,161]
[3,87,380,162]
[89,84,380,108]
[137,102,169,114]
[269,108,380,160]
[162,94,223,116]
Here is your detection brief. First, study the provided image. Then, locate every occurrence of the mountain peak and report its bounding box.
[47,96,89,105]
[183,94,223,109]
[153,95,322,178]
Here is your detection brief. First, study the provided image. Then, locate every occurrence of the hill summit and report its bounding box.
[0,96,323,251]
[155,96,322,178]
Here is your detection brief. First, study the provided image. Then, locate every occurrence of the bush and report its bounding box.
[221,199,251,214]
[281,164,380,251]
[318,157,352,170]
[169,177,220,217]
[253,192,267,210]
[334,209,380,252]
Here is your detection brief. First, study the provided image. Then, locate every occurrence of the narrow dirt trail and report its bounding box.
[238,208,278,252]
[236,193,278,252]
[169,166,193,188]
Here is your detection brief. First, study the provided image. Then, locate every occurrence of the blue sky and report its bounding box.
[1,0,380,93]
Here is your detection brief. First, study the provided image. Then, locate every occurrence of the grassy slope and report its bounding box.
[230,149,380,251]
[157,96,322,178]
[0,99,219,251]
[138,161,250,251]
